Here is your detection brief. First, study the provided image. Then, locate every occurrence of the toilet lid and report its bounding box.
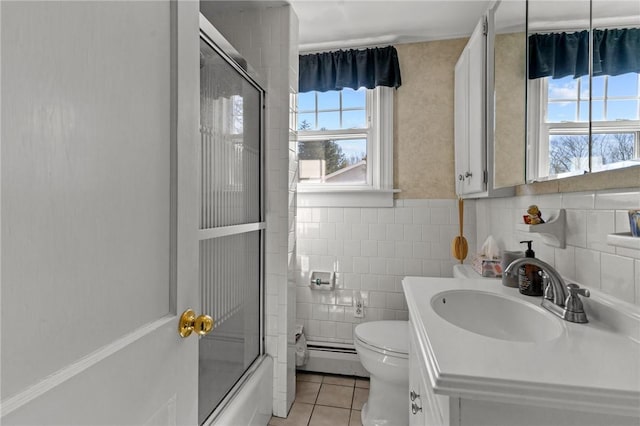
[354,321,408,355]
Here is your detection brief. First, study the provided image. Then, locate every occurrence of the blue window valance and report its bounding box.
[528,28,640,79]
[299,46,402,93]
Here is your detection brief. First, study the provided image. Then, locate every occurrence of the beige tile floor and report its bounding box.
[269,372,370,426]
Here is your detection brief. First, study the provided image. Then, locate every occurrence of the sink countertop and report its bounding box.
[403,276,640,418]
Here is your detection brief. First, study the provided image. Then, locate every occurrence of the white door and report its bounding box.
[1,1,202,424]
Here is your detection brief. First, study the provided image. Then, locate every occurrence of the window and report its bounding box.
[295,86,394,207]
[298,88,368,185]
[530,72,640,178]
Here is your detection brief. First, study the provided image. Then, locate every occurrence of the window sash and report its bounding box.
[297,132,371,187]
[298,89,368,131]
[297,89,376,189]
[530,76,640,179]
[544,74,640,122]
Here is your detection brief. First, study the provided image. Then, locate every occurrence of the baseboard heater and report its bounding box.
[307,341,357,354]
[298,340,369,377]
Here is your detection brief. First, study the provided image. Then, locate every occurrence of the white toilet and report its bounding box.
[354,320,409,426]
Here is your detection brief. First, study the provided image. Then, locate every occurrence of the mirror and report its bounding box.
[591,0,640,174]
[526,0,640,182]
[492,0,527,188]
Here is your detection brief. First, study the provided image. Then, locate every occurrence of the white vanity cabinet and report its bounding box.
[408,317,640,426]
[404,277,640,426]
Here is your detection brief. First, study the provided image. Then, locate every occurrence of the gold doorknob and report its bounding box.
[178,309,214,338]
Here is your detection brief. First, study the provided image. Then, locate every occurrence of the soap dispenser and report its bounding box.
[518,240,543,296]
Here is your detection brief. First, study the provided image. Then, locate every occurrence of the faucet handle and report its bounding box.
[563,284,590,323]
[566,283,590,298]
[542,272,554,300]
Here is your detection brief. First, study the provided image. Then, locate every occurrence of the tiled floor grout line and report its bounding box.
[306,404,315,426]
[272,373,369,426]
[350,383,356,411]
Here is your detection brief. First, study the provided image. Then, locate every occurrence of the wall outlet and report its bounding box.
[354,300,364,318]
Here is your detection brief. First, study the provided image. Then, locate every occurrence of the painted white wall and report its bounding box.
[200,3,299,417]
[295,199,477,345]
[476,188,640,305]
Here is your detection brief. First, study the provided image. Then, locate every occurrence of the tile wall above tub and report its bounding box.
[295,199,477,345]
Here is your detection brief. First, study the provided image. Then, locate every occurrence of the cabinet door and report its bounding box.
[466,19,487,194]
[454,18,487,196]
[454,49,470,196]
[409,329,427,426]
[409,322,455,426]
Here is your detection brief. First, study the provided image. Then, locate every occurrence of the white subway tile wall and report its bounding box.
[476,188,640,305]
[295,199,477,345]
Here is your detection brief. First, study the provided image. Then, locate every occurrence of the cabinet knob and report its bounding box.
[411,402,423,415]
[410,390,420,401]
[465,171,473,178]
[458,174,464,181]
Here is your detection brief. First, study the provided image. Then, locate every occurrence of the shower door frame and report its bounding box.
[198,14,267,425]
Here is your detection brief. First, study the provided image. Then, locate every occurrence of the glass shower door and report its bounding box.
[198,34,264,424]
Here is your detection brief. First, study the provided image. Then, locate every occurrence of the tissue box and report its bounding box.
[471,254,503,278]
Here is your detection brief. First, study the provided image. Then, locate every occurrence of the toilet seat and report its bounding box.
[354,320,408,358]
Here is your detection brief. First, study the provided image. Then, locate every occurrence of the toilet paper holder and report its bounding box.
[310,271,335,290]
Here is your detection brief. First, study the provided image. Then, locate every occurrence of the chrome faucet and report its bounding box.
[504,257,589,323]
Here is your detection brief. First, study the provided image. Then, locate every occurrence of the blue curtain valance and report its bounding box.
[298,46,402,93]
[528,28,640,79]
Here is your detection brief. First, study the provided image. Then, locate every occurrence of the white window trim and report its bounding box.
[296,86,398,207]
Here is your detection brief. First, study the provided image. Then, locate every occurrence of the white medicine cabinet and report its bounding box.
[454,0,526,198]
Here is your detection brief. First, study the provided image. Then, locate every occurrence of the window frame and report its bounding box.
[296,86,395,207]
[528,74,640,180]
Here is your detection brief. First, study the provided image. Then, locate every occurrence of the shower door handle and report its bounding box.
[178,309,214,338]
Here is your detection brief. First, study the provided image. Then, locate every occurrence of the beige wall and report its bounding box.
[394,38,467,199]
[393,36,637,200]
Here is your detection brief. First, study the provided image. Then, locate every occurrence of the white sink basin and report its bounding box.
[431,290,563,342]
[404,277,640,417]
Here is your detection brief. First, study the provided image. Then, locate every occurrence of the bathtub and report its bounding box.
[206,355,273,426]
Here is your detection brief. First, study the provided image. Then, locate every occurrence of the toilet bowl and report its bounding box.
[354,320,409,426]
